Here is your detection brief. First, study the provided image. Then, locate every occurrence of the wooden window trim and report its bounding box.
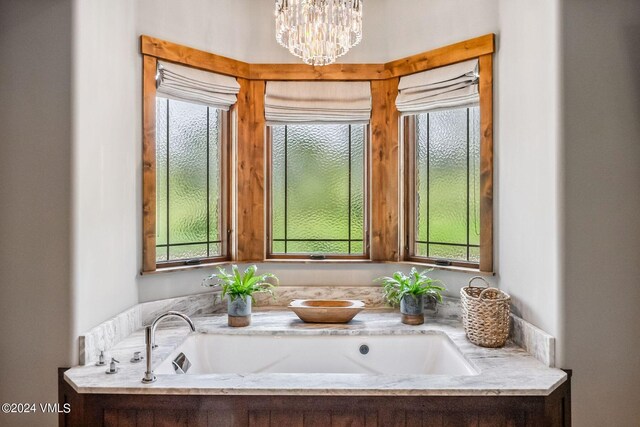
[140,34,494,81]
[401,54,494,272]
[370,78,400,261]
[235,79,266,262]
[264,125,371,260]
[141,35,494,272]
[478,54,494,273]
[142,55,232,272]
[142,55,157,272]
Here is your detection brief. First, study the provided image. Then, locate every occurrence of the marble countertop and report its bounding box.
[65,310,567,396]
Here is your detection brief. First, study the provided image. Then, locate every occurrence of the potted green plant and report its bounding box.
[203,265,278,327]
[375,268,445,325]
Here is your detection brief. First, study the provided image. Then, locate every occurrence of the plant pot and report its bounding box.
[227,295,251,327]
[400,294,424,325]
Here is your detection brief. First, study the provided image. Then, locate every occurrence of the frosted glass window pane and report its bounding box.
[429,108,467,245]
[415,114,429,242]
[287,241,350,254]
[169,244,208,260]
[429,244,467,260]
[272,241,285,253]
[351,241,363,254]
[415,242,428,257]
[168,100,208,245]
[271,127,286,242]
[287,124,349,240]
[469,246,480,263]
[413,107,480,263]
[469,106,481,246]
[156,97,225,262]
[270,124,366,255]
[208,108,222,244]
[350,125,365,241]
[208,242,221,256]
[156,98,168,253]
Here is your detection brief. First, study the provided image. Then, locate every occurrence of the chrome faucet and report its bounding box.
[141,311,196,383]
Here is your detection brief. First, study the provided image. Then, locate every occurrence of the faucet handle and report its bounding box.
[131,351,144,363]
[105,358,119,375]
[95,350,106,366]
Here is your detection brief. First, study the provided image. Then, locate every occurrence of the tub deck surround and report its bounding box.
[79,286,462,365]
[78,286,555,367]
[79,291,223,365]
[66,310,566,397]
[510,314,556,367]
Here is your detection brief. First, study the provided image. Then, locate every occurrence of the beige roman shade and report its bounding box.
[156,61,240,110]
[396,59,479,114]
[264,81,372,124]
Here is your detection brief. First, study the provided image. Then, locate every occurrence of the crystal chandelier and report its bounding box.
[275,0,363,66]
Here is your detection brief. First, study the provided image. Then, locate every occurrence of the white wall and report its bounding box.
[561,0,640,425]
[0,1,74,426]
[376,0,499,61]
[136,0,498,64]
[496,0,563,350]
[136,0,252,62]
[70,0,139,357]
[140,262,494,301]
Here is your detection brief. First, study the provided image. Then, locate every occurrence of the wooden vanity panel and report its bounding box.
[59,368,571,427]
[300,412,332,427]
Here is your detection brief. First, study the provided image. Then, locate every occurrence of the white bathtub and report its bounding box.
[155,333,478,376]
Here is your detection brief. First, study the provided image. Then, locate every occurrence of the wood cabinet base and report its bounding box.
[59,368,571,426]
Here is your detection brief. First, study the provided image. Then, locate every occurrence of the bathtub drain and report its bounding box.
[359,344,369,355]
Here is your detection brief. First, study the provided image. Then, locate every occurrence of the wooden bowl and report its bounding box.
[288,299,365,323]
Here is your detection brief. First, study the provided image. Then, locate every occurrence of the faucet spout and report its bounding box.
[142,311,196,383]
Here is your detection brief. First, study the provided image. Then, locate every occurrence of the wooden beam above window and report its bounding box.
[384,34,495,78]
[140,34,495,81]
[140,36,252,78]
[249,63,389,81]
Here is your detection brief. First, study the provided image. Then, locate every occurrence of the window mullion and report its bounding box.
[166,98,170,261]
[348,125,352,255]
[206,107,210,258]
[466,107,470,261]
[284,125,288,254]
[426,113,430,258]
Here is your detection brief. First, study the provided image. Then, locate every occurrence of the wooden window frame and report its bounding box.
[265,125,371,261]
[141,34,494,272]
[401,55,493,272]
[142,55,232,272]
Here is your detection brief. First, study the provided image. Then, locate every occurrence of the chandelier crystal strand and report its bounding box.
[275,0,363,66]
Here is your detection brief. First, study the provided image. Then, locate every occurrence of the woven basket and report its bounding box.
[460,277,511,348]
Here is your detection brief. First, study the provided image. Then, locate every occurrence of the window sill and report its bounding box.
[140,260,232,275]
[140,259,494,276]
[264,258,373,264]
[394,260,494,276]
